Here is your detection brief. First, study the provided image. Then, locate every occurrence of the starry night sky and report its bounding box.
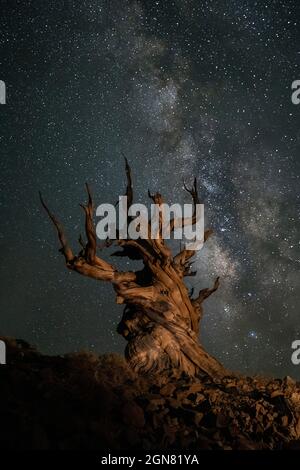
[0,0,299,378]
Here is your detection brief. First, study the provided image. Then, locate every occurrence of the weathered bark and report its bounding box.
[40,159,227,379]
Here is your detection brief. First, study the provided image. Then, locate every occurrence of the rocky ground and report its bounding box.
[0,336,300,450]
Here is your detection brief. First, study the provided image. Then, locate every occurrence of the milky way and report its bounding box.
[0,0,299,378]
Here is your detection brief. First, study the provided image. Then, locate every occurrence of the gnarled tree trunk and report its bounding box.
[40,159,227,379]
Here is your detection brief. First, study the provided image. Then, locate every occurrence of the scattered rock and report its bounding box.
[122,402,145,428]
[0,336,299,450]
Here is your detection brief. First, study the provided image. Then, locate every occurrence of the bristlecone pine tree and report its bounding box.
[40,159,227,379]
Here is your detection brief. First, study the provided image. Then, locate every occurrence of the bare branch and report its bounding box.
[122,153,133,207]
[39,192,74,263]
[192,277,220,308]
[170,177,200,232]
[79,183,97,263]
[146,190,173,261]
[40,186,135,284]
[183,177,199,207]
[78,234,85,250]
[173,228,214,273]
